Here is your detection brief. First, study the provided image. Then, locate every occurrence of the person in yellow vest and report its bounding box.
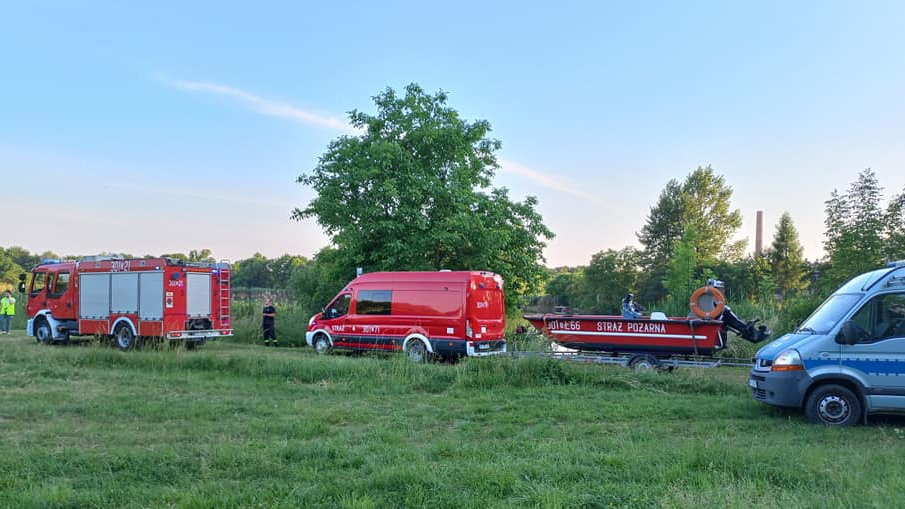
[0,290,15,334]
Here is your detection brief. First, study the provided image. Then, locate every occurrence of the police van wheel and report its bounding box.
[114,324,136,351]
[313,335,331,355]
[805,384,861,427]
[35,319,54,344]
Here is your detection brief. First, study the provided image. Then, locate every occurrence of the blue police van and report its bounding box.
[750,261,905,426]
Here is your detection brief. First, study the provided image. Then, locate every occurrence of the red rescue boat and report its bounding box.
[523,314,726,356]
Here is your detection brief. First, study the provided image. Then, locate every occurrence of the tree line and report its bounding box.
[5,84,903,324]
[538,167,905,315]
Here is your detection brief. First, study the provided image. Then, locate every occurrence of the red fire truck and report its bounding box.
[25,256,232,350]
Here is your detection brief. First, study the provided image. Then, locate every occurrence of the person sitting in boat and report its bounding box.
[622,293,645,319]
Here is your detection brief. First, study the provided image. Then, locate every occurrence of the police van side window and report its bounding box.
[850,293,905,343]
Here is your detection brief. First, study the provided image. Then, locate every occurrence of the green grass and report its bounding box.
[1,331,904,508]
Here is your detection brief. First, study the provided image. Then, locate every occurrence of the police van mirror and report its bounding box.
[836,321,868,345]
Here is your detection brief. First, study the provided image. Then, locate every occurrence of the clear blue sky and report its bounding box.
[3,1,904,266]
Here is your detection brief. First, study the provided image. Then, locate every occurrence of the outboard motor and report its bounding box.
[695,279,770,343]
[719,306,771,343]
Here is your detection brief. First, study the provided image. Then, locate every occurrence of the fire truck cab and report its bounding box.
[26,256,232,350]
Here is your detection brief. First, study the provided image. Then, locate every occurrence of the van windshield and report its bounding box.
[797,294,862,334]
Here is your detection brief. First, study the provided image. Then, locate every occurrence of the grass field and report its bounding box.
[1,331,904,508]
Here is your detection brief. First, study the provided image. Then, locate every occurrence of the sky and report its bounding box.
[2,1,905,267]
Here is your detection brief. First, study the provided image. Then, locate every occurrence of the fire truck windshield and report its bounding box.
[30,272,46,295]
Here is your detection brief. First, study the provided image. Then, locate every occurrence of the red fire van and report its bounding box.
[305,271,507,360]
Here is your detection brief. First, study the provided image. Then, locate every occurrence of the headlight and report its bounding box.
[771,349,804,372]
[308,315,317,327]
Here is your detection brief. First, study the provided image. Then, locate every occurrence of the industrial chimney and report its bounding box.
[755,210,764,256]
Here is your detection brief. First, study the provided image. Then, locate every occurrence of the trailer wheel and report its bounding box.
[114,324,136,351]
[805,384,861,427]
[35,318,54,345]
[406,339,432,363]
[313,334,331,355]
[629,355,659,371]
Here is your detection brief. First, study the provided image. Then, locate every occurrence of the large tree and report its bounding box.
[885,189,905,260]
[662,226,699,302]
[294,84,553,307]
[638,166,744,269]
[823,169,902,289]
[0,251,24,291]
[768,212,808,298]
[580,247,641,313]
[233,253,307,289]
[290,247,349,316]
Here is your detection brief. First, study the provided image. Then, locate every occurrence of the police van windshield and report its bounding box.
[797,294,862,334]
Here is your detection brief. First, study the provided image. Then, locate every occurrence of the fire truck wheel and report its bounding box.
[114,324,136,351]
[313,334,332,355]
[35,319,54,345]
[406,339,433,363]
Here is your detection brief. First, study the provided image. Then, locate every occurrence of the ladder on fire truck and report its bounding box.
[219,260,231,328]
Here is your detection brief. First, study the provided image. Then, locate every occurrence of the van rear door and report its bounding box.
[468,276,505,340]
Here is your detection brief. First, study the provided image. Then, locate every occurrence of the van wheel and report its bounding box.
[805,384,861,427]
[35,318,54,344]
[406,339,432,363]
[313,334,331,355]
[114,324,136,351]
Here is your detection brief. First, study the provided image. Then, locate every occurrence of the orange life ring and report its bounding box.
[689,286,726,319]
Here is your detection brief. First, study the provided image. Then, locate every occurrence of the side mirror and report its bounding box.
[328,308,338,319]
[836,320,869,345]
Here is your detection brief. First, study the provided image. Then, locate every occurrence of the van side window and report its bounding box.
[850,293,905,342]
[357,290,392,315]
[326,294,352,319]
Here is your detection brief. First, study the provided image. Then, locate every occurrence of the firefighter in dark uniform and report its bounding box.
[262,297,277,346]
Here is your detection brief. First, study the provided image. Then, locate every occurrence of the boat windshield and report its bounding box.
[796,294,862,334]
